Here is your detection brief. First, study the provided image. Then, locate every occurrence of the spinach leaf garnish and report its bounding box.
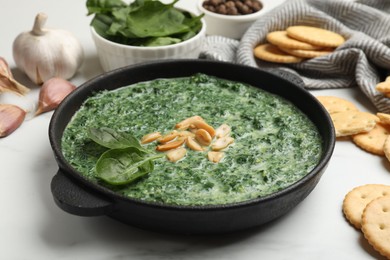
[86,0,204,47]
[87,127,147,151]
[87,127,163,185]
[96,147,164,185]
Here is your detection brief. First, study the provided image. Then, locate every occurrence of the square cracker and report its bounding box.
[352,123,390,156]
[377,113,390,125]
[330,111,379,137]
[375,76,390,93]
[316,96,359,114]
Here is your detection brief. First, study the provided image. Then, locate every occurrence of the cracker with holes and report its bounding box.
[266,31,323,50]
[361,195,390,259]
[316,96,359,114]
[377,113,390,125]
[279,46,334,58]
[383,136,390,163]
[286,25,345,48]
[343,184,390,229]
[253,43,303,63]
[330,111,379,137]
[352,123,390,156]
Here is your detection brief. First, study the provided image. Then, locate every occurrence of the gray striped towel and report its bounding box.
[200,0,390,113]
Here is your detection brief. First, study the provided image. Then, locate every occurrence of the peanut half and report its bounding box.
[142,116,233,163]
[158,130,178,143]
[192,119,216,137]
[186,136,204,151]
[208,151,224,163]
[177,130,195,138]
[175,116,204,130]
[166,147,187,162]
[212,136,234,151]
[141,131,162,144]
[215,124,231,138]
[156,138,186,151]
[195,129,212,146]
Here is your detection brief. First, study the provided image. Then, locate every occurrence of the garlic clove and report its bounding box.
[0,104,26,137]
[12,13,84,85]
[0,57,30,95]
[0,57,14,79]
[35,77,76,115]
[0,92,36,121]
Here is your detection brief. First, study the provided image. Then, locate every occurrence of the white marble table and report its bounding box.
[1,0,388,259]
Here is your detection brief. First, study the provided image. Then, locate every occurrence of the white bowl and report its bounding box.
[91,12,206,72]
[197,0,265,39]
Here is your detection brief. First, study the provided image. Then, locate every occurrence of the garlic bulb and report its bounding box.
[12,12,84,85]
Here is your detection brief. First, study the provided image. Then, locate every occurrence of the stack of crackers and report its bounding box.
[317,96,390,158]
[343,184,390,259]
[254,26,345,63]
[317,96,390,258]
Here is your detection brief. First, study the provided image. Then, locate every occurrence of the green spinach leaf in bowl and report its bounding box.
[87,0,204,47]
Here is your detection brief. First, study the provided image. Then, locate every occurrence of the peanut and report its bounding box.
[177,130,195,138]
[166,147,187,162]
[212,136,234,151]
[208,151,224,163]
[192,119,216,137]
[215,124,231,138]
[195,129,212,146]
[158,130,178,143]
[175,116,204,130]
[156,138,185,151]
[141,131,162,144]
[186,137,204,151]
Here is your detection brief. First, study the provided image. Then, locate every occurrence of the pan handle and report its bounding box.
[51,170,113,216]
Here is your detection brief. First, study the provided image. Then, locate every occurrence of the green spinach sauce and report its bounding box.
[62,74,322,206]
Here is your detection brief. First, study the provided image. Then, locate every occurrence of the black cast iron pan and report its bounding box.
[49,59,335,234]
